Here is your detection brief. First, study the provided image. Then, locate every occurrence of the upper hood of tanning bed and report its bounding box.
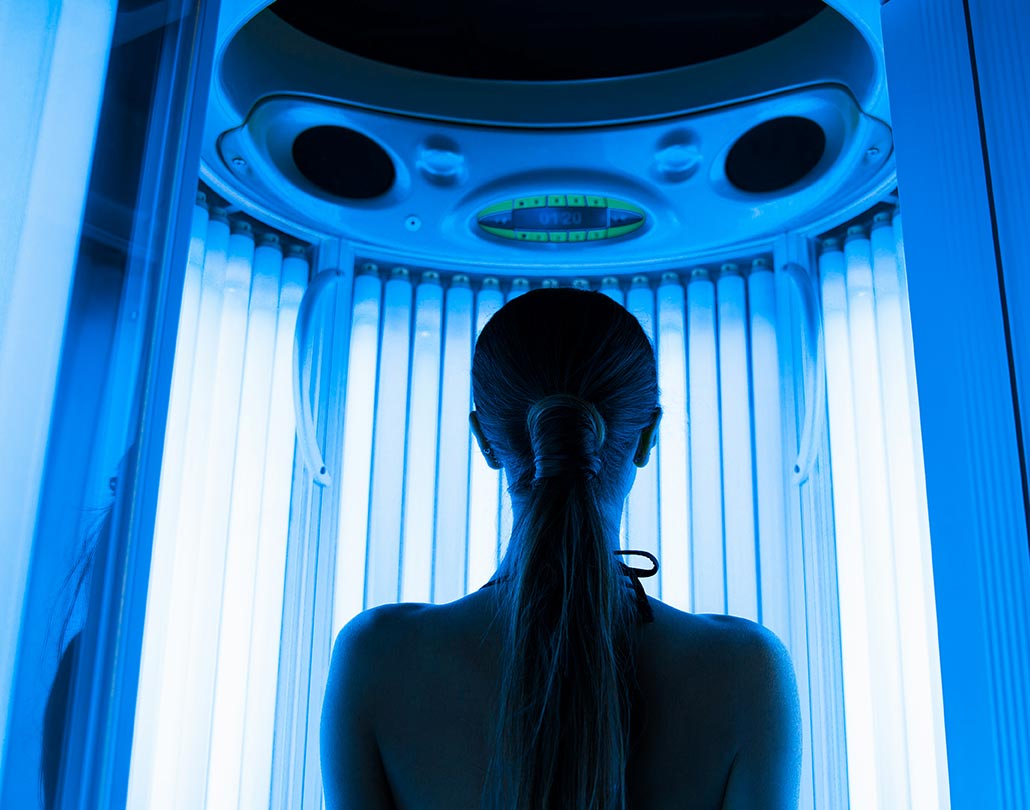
[200,1,895,269]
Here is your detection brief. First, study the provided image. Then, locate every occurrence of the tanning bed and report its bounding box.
[2,2,1027,809]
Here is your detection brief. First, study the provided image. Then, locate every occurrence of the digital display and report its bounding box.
[476,194,645,241]
[511,206,608,230]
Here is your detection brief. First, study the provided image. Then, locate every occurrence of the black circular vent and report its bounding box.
[725,117,826,193]
[292,126,396,199]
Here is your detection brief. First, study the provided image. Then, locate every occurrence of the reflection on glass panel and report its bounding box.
[2,3,218,809]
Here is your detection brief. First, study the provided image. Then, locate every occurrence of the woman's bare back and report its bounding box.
[359,589,784,810]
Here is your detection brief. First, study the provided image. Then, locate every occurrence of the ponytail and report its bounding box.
[481,398,640,810]
[471,288,660,810]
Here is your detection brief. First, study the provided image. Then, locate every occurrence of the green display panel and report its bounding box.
[477,194,645,242]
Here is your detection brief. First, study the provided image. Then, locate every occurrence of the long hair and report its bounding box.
[471,287,660,810]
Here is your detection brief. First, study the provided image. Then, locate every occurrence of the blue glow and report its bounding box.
[135,210,230,810]
[434,277,474,601]
[655,274,689,608]
[598,278,631,551]
[467,279,506,590]
[624,278,660,581]
[129,202,216,809]
[0,5,116,749]
[366,270,414,608]
[177,222,255,809]
[16,0,1011,802]
[820,241,878,807]
[716,267,758,622]
[747,262,791,639]
[687,269,724,614]
[400,275,443,603]
[131,216,307,809]
[871,216,948,806]
[843,228,911,802]
[334,271,382,633]
[497,280,528,561]
[241,247,307,806]
[208,233,281,808]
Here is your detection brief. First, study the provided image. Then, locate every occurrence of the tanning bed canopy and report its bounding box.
[268,0,828,83]
[200,0,894,272]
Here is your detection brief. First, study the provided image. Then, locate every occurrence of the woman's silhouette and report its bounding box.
[321,287,801,809]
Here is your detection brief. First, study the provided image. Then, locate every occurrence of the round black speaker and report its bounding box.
[292,126,396,200]
[725,116,826,193]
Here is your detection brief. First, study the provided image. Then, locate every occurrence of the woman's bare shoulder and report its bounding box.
[646,601,793,688]
[650,598,780,647]
[337,596,792,697]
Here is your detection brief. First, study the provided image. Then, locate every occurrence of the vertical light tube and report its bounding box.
[599,277,631,550]
[468,279,505,590]
[748,260,790,638]
[128,198,211,809]
[207,233,281,810]
[137,209,230,810]
[152,197,208,543]
[870,215,948,809]
[625,277,659,566]
[333,270,382,634]
[499,469,514,564]
[599,276,623,306]
[400,272,443,604]
[366,269,414,608]
[717,265,758,622]
[844,227,910,804]
[174,221,255,809]
[434,276,474,602]
[820,239,878,809]
[497,279,528,563]
[239,246,307,809]
[656,273,689,607]
[687,268,724,614]
[506,277,530,302]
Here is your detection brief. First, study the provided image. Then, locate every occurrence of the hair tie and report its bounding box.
[526,394,606,483]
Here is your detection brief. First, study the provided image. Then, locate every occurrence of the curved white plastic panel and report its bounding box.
[212,88,892,273]
[199,0,896,260]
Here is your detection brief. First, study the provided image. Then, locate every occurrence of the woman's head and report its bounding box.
[470,287,662,507]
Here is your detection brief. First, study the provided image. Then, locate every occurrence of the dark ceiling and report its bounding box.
[269,0,827,81]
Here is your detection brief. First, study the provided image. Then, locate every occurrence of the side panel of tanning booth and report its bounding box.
[883,0,1030,807]
[0,2,220,809]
